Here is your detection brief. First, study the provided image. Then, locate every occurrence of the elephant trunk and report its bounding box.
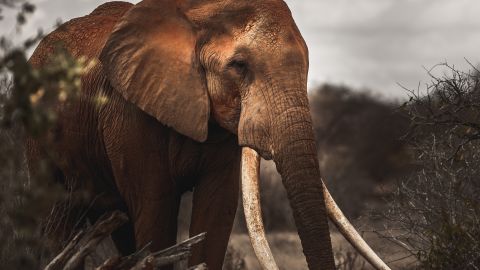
[239,79,335,269]
[240,81,391,270]
[271,105,336,270]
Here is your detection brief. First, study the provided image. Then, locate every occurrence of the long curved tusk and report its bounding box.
[241,147,279,270]
[323,181,391,270]
[241,147,390,270]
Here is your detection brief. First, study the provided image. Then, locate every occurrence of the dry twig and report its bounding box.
[45,210,207,270]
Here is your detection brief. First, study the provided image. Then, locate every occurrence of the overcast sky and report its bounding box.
[2,0,479,99]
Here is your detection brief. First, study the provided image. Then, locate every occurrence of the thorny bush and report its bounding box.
[381,63,480,269]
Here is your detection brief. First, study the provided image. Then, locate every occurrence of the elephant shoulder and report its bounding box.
[29,2,133,67]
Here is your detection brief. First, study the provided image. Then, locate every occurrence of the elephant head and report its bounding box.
[100,0,390,269]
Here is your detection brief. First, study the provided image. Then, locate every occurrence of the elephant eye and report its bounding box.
[227,59,248,77]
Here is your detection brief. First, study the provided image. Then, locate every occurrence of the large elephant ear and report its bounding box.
[100,0,209,142]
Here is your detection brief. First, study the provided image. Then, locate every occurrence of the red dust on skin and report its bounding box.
[26,1,390,270]
[201,34,242,134]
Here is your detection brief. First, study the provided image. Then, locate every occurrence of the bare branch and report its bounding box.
[44,211,128,270]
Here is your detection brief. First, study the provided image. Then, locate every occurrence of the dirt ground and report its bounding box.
[226,230,416,270]
[175,192,416,270]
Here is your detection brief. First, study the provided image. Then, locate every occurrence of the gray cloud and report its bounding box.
[285,0,480,99]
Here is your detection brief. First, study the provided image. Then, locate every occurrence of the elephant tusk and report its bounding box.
[323,181,391,270]
[241,147,279,270]
[241,147,390,270]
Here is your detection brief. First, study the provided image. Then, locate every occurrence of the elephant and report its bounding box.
[26,0,390,269]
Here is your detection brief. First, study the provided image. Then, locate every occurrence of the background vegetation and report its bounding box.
[378,65,480,269]
[0,1,89,268]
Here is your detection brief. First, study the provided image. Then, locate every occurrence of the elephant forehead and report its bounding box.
[255,1,294,28]
[207,34,236,55]
[241,9,298,47]
[186,0,294,38]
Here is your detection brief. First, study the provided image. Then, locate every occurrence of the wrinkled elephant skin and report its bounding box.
[27,1,389,270]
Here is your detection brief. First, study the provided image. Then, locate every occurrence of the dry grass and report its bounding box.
[176,191,414,270]
[225,229,414,270]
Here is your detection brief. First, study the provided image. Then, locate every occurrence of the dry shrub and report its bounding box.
[334,248,367,270]
[380,63,480,269]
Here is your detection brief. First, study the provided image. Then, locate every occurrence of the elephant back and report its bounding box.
[29,1,133,68]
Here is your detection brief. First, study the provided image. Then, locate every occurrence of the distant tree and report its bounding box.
[309,84,411,218]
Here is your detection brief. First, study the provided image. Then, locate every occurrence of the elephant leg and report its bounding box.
[114,174,180,270]
[109,155,181,259]
[132,193,181,252]
[110,217,136,255]
[84,204,136,256]
[102,103,184,261]
[188,155,241,270]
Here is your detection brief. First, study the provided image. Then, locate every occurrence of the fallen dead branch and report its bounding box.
[97,232,207,270]
[44,210,207,270]
[45,211,129,270]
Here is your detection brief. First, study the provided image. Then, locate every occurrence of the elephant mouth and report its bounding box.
[240,147,392,270]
